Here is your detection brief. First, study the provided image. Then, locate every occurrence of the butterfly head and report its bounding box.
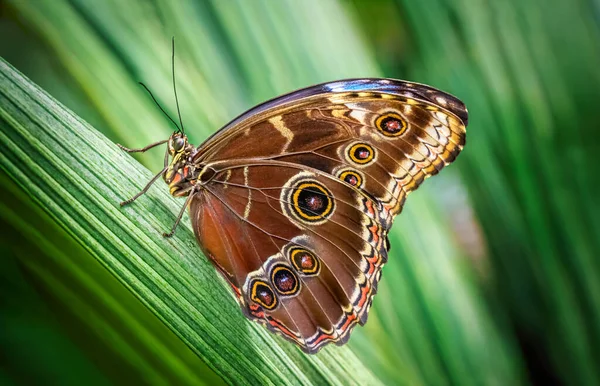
[167,132,189,155]
[164,132,198,197]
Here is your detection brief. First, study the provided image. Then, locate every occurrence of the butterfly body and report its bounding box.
[122,78,468,353]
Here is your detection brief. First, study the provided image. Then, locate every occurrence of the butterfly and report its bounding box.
[119,76,468,354]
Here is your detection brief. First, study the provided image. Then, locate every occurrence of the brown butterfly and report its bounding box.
[119,75,468,353]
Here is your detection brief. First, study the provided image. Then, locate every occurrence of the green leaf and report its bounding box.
[0,58,382,385]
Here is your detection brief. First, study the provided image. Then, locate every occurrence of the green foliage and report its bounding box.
[1,0,598,384]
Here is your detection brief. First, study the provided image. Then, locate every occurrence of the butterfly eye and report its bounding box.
[172,136,185,152]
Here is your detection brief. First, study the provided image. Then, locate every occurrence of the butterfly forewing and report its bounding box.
[187,79,467,353]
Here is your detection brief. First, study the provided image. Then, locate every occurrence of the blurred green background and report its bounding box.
[1,0,599,384]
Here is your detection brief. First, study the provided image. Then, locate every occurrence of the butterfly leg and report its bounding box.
[117,139,168,153]
[120,166,168,206]
[163,189,196,237]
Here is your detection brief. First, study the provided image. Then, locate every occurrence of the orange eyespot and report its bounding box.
[375,112,407,137]
[270,265,300,295]
[291,181,334,222]
[347,143,375,165]
[289,247,320,276]
[250,280,278,310]
[338,169,364,188]
[281,174,336,226]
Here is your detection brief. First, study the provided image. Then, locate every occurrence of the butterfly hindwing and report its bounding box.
[192,163,386,352]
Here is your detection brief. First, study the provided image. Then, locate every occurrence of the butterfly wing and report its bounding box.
[191,78,467,352]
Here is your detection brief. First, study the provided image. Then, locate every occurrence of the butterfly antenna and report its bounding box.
[138,82,181,131]
[171,37,185,134]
